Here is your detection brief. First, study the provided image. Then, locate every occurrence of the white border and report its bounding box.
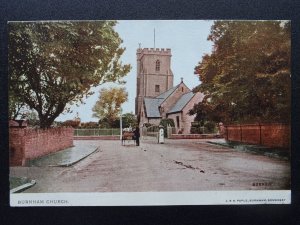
[10,190,291,206]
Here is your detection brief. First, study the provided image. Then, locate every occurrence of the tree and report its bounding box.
[92,87,128,127]
[25,110,40,127]
[98,117,113,128]
[62,120,81,128]
[122,112,138,128]
[9,90,26,120]
[80,122,99,128]
[97,113,137,129]
[191,21,291,124]
[9,21,131,128]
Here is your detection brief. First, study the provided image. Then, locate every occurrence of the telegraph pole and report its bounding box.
[120,107,123,140]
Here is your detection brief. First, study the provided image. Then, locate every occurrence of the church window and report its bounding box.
[155,60,160,71]
[181,87,184,92]
[155,85,160,92]
[176,116,180,128]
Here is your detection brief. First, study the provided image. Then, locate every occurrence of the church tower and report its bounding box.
[135,47,174,116]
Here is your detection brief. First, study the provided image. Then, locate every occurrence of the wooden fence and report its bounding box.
[224,123,290,148]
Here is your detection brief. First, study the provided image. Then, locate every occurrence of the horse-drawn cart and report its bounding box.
[121,131,136,145]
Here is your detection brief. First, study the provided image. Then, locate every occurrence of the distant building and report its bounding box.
[135,47,204,134]
[74,112,81,127]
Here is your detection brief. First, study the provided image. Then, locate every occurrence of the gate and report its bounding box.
[167,126,176,138]
[142,125,159,138]
[142,125,176,138]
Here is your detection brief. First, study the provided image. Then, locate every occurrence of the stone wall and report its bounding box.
[10,127,74,166]
[136,47,173,115]
[167,92,204,134]
[147,118,162,125]
[225,123,290,148]
[181,92,204,134]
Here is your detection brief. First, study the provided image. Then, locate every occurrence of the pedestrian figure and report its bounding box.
[218,122,225,137]
[134,126,140,146]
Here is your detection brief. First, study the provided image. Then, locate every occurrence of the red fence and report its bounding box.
[225,123,290,148]
[10,127,74,166]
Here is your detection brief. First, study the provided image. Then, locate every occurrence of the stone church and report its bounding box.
[135,47,204,134]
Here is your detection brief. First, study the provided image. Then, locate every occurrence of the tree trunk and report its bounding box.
[38,115,55,129]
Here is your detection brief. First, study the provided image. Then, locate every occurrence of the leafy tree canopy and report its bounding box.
[62,120,80,128]
[9,90,26,120]
[80,121,99,128]
[191,21,291,124]
[92,86,128,127]
[98,112,137,129]
[122,112,138,128]
[9,21,131,128]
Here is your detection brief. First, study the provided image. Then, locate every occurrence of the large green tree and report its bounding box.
[98,112,138,129]
[121,112,138,128]
[92,87,128,127]
[9,21,131,128]
[191,21,291,124]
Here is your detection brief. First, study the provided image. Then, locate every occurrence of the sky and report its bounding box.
[56,20,214,122]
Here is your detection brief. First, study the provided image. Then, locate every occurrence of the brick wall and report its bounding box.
[10,127,74,166]
[170,134,219,139]
[225,123,290,148]
[9,128,26,166]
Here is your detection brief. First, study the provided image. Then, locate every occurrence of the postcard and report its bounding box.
[8,20,291,206]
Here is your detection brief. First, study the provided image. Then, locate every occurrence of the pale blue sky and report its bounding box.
[57,20,214,122]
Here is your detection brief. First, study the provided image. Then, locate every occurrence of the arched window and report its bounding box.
[155,60,160,71]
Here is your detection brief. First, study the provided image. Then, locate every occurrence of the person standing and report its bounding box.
[134,127,140,146]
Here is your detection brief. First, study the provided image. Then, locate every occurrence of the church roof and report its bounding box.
[168,92,195,114]
[144,97,163,118]
[156,84,180,101]
[143,82,194,117]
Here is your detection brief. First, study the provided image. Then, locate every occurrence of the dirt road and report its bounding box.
[10,138,290,192]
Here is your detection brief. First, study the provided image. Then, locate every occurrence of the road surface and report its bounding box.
[10,138,290,192]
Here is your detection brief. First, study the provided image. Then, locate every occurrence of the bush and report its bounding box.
[190,126,203,134]
[190,121,216,134]
[204,121,216,133]
[80,122,99,128]
[62,120,80,128]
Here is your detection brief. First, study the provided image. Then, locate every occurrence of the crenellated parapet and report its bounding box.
[135,46,173,117]
[137,48,171,55]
